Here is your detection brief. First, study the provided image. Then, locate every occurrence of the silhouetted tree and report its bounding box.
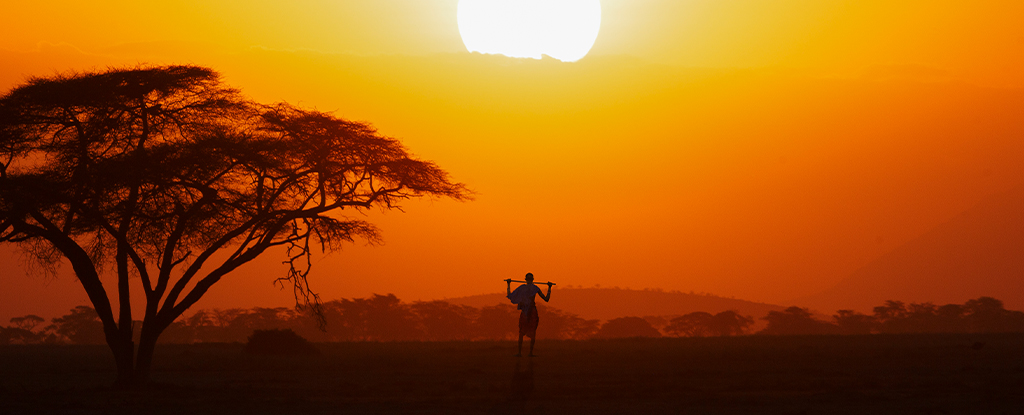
[872,301,954,333]
[934,304,967,333]
[473,304,519,340]
[906,302,940,333]
[411,300,477,341]
[665,310,754,337]
[711,310,754,336]
[26,294,1024,346]
[0,314,49,344]
[158,319,196,344]
[315,301,358,341]
[642,315,671,334]
[964,297,1024,333]
[865,297,1024,334]
[9,314,45,331]
[539,306,601,340]
[337,294,423,341]
[760,306,838,335]
[873,300,913,333]
[833,310,875,335]
[594,316,662,338]
[162,309,231,343]
[230,307,295,333]
[0,327,24,345]
[0,65,468,385]
[47,306,106,344]
[665,312,715,337]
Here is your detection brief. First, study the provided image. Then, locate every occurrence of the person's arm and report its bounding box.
[539,282,552,302]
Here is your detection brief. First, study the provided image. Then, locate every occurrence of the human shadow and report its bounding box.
[509,359,535,406]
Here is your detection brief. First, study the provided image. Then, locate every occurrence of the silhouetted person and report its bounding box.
[506,273,552,357]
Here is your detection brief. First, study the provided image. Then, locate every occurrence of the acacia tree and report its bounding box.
[0,65,469,385]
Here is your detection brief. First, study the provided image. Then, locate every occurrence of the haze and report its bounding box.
[2,0,1023,322]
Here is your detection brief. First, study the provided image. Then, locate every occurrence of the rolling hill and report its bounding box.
[796,185,1024,313]
[446,287,785,321]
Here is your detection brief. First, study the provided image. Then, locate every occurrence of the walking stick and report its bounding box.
[505,278,556,286]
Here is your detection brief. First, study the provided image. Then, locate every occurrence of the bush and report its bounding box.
[594,317,662,339]
[759,307,839,335]
[245,329,319,356]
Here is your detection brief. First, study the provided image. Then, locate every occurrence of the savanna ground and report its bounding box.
[2,334,1023,414]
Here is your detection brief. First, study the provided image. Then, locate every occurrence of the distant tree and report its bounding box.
[665,310,753,337]
[148,297,603,342]
[47,306,106,344]
[665,312,715,337]
[904,302,944,333]
[473,304,519,340]
[540,307,601,340]
[411,300,477,341]
[872,300,961,334]
[166,309,228,343]
[873,300,908,320]
[710,310,754,336]
[336,294,422,341]
[287,306,332,342]
[0,327,19,345]
[594,316,662,339]
[873,301,913,334]
[759,306,838,335]
[9,314,45,331]
[833,310,875,335]
[0,65,469,385]
[0,314,49,344]
[153,306,309,344]
[158,318,196,344]
[934,304,967,333]
[229,307,295,333]
[963,297,1024,333]
[859,297,1024,335]
[315,301,358,342]
[641,315,671,334]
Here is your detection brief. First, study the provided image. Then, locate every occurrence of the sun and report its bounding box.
[457,0,602,63]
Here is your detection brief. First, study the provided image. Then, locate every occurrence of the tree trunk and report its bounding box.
[109,333,135,388]
[132,325,163,384]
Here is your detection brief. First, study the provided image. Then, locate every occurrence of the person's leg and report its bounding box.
[528,336,536,357]
[516,335,524,356]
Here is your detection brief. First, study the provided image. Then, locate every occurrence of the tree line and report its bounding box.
[0,294,599,344]
[762,297,1024,335]
[3,295,1022,345]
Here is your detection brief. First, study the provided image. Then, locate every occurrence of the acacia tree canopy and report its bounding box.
[0,65,469,385]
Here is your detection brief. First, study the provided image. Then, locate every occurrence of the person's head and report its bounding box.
[525,273,534,284]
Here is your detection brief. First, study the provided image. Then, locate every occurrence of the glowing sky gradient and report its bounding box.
[2,0,1024,322]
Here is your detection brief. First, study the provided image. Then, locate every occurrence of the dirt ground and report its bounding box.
[2,333,1023,414]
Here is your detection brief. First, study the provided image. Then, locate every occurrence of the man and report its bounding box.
[506,273,552,357]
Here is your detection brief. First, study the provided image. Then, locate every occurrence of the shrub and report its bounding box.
[594,317,662,338]
[245,329,320,356]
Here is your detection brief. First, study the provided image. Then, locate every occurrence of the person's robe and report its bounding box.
[509,284,542,337]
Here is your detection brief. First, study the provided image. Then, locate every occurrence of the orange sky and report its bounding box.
[2,0,1024,321]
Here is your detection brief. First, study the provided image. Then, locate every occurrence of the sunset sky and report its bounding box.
[2,0,1023,322]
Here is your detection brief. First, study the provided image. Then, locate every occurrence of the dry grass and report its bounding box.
[2,334,1023,414]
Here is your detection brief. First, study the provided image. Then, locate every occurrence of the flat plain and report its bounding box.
[2,333,1023,414]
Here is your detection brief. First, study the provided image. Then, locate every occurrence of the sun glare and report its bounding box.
[457,0,602,62]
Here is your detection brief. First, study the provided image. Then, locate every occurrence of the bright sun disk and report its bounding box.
[457,0,602,63]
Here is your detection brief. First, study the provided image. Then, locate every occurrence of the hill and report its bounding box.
[446,287,785,321]
[796,185,1024,313]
